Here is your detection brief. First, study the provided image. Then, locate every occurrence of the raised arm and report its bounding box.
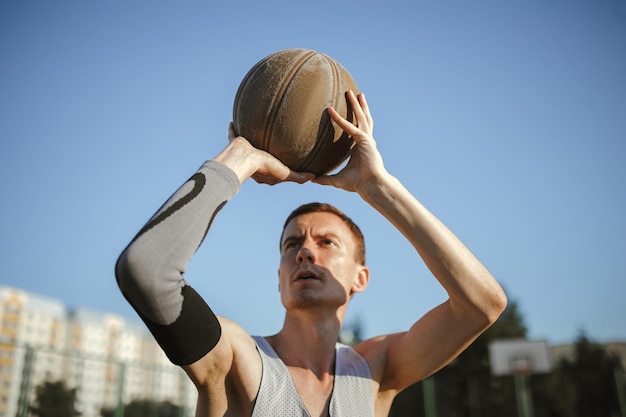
[115,159,241,366]
[115,126,312,396]
[315,91,507,392]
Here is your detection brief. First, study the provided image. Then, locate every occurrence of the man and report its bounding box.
[116,90,507,416]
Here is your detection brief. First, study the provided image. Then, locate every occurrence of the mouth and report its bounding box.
[298,274,318,280]
[293,269,322,282]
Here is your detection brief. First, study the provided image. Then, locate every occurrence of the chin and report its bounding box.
[284,291,345,311]
[288,294,323,310]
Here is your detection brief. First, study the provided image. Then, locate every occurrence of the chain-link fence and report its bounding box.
[0,342,196,417]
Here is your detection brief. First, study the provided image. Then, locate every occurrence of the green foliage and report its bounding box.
[339,317,365,346]
[100,399,183,417]
[435,300,528,417]
[554,331,623,417]
[390,299,528,417]
[388,301,625,417]
[29,380,81,417]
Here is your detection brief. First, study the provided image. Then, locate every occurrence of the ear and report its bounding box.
[350,265,370,295]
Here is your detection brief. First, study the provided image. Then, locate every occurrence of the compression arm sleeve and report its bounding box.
[115,160,240,366]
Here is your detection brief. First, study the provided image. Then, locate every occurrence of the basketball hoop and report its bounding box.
[510,357,532,375]
[489,340,552,417]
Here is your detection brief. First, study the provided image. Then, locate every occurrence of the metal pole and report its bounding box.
[149,364,159,417]
[16,346,35,417]
[423,376,437,417]
[179,371,187,417]
[467,376,480,417]
[514,372,533,417]
[615,368,626,417]
[114,362,126,417]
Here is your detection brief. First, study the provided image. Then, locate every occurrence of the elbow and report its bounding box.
[451,287,507,332]
[483,287,508,326]
[460,285,508,330]
[114,241,166,322]
[115,245,137,294]
[114,241,156,299]
[115,246,131,288]
[473,269,508,327]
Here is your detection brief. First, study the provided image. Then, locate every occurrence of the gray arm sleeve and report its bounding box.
[115,160,240,365]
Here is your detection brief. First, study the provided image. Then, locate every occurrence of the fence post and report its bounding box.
[178,371,187,417]
[16,346,35,417]
[467,375,480,417]
[514,372,533,417]
[114,362,126,417]
[615,368,626,417]
[423,376,437,417]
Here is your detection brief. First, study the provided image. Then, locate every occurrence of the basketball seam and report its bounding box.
[264,50,317,156]
[295,53,338,173]
[233,54,273,139]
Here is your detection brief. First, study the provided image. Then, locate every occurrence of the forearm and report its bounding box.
[359,173,506,321]
[115,160,240,364]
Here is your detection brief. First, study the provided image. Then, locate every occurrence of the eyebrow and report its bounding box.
[281,235,303,246]
[316,231,342,242]
[281,231,343,247]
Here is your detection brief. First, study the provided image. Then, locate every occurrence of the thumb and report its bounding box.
[311,173,347,190]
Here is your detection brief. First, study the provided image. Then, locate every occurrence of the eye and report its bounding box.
[283,240,301,251]
[321,239,337,247]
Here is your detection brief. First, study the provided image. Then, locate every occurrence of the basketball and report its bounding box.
[233,49,359,175]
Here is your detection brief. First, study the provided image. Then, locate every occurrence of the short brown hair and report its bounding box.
[280,202,366,265]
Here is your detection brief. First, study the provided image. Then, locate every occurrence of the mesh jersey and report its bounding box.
[251,336,375,417]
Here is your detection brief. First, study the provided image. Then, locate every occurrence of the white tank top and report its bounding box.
[251,336,375,416]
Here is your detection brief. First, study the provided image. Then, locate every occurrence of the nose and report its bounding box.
[296,244,315,264]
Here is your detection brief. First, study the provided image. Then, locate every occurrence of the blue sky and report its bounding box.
[1,0,625,346]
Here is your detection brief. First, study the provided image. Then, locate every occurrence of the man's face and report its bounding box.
[278,211,369,311]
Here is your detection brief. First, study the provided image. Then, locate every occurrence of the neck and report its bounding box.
[267,311,344,378]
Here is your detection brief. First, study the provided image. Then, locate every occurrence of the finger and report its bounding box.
[347,90,370,132]
[312,173,356,192]
[311,174,334,186]
[357,93,374,130]
[328,106,374,151]
[286,171,316,184]
[228,122,237,141]
[328,106,361,136]
[259,153,316,184]
[251,174,279,185]
[253,170,314,185]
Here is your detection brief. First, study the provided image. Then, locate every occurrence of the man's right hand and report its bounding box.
[213,123,315,185]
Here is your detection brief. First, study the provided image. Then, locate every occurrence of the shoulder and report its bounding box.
[353,335,392,381]
[335,342,372,377]
[183,316,262,394]
[353,332,411,392]
[352,333,408,414]
[181,317,262,415]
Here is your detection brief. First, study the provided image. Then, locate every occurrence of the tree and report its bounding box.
[388,300,626,417]
[101,399,183,417]
[555,331,623,417]
[389,298,528,417]
[339,317,365,346]
[29,380,81,417]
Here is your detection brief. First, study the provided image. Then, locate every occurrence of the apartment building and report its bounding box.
[0,286,196,417]
[0,286,67,417]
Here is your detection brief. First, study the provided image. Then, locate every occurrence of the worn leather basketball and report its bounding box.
[233,49,359,175]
